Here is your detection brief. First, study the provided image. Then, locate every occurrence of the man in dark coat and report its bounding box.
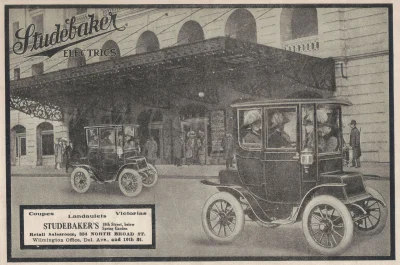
[349,120,361,168]
[64,141,73,173]
[173,133,184,167]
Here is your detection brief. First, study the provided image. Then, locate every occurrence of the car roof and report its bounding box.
[230,98,352,108]
[84,124,139,129]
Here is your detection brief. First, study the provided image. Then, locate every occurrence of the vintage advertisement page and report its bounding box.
[0,0,397,264]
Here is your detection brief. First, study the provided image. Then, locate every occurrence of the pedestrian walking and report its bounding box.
[145,136,158,166]
[185,131,196,165]
[173,133,184,166]
[197,131,206,165]
[54,138,64,170]
[64,141,73,173]
[221,133,235,169]
[349,120,362,168]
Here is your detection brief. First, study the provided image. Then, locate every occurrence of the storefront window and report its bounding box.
[265,107,297,149]
[238,108,262,149]
[316,104,341,154]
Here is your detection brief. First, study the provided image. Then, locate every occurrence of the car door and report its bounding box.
[99,127,119,179]
[86,128,101,172]
[263,105,301,203]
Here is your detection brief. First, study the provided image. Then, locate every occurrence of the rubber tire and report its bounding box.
[142,164,158,188]
[354,186,388,236]
[118,169,143,197]
[302,195,354,256]
[70,168,91,193]
[201,192,245,244]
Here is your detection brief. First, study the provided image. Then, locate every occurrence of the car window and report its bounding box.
[316,104,341,154]
[302,104,315,151]
[87,128,99,147]
[238,108,262,149]
[124,126,136,150]
[99,128,115,149]
[265,107,297,149]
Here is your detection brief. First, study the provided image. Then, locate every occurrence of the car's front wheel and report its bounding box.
[201,192,244,244]
[302,195,353,256]
[70,168,91,193]
[118,169,143,197]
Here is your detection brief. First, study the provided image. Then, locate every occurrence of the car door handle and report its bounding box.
[293,152,300,160]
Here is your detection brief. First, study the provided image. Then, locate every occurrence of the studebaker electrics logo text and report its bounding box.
[13,12,126,57]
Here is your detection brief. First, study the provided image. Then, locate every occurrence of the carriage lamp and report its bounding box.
[301,148,314,173]
[117,146,123,158]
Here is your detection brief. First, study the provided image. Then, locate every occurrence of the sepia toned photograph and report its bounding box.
[5,4,394,262]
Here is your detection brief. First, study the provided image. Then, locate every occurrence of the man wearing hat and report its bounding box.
[349,120,361,167]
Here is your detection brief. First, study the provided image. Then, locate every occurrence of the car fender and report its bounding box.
[200,180,273,223]
[295,183,347,221]
[116,163,139,180]
[71,164,100,181]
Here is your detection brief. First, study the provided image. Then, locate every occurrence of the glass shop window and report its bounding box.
[76,8,87,14]
[86,128,99,147]
[32,14,43,34]
[265,107,297,149]
[99,128,116,149]
[20,137,27,156]
[41,132,54,155]
[316,104,341,154]
[238,108,262,149]
[13,21,19,43]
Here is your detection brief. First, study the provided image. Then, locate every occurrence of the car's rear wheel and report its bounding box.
[71,168,91,193]
[142,164,158,188]
[118,169,143,197]
[202,192,244,244]
[353,186,388,236]
[302,195,353,256]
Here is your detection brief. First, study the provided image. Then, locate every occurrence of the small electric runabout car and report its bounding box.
[201,99,387,256]
[70,124,158,197]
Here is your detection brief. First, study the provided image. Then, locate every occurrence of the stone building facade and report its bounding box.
[9,7,390,166]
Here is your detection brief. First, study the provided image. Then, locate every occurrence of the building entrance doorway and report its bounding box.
[11,125,27,166]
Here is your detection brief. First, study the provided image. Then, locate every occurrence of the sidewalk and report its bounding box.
[10,162,390,179]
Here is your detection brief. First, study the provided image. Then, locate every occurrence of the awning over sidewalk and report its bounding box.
[10,37,336,121]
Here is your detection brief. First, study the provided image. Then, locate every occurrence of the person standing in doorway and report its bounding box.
[173,133,184,167]
[64,141,73,173]
[349,120,361,168]
[145,136,158,166]
[221,133,234,169]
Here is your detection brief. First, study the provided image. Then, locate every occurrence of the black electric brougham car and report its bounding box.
[201,99,387,256]
[70,124,158,197]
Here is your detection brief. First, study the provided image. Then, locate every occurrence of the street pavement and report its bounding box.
[9,175,391,259]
